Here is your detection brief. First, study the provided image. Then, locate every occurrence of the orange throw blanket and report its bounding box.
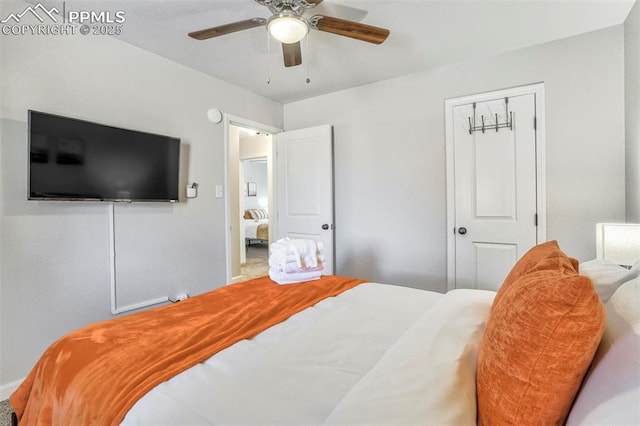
[11,275,366,425]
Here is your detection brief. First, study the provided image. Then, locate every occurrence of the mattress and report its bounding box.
[245,218,268,240]
[123,283,495,425]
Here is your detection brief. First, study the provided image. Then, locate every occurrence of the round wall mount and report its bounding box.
[207,108,223,124]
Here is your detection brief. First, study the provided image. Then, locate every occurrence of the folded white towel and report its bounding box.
[269,267,322,285]
[270,238,319,268]
[269,257,324,273]
[290,239,318,268]
[270,252,324,266]
[269,252,295,265]
[270,239,296,256]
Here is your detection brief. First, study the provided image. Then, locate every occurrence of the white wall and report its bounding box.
[243,162,268,210]
[0,4,282,393]
[240,133,272,159]
[626,1,640,221]
[0,1,631,399]
[239,132,271,210]
[285,26,626,292]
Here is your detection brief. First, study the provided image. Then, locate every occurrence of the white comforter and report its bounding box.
[123,283,495,425]
[244,219,268,239]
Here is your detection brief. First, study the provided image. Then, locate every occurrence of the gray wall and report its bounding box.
[285,26,626,292]
[243,162,268,210]
[626,1,640,221]
[240,133,271,211]
[0,12,282,393]
[0,2,633,399]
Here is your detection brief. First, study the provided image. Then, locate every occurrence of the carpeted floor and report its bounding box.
[0,399,12,426]
[239,242,269,280]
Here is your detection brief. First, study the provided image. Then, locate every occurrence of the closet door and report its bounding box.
[449,92,541,291]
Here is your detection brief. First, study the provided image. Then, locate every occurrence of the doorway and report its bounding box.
[225,119,335,284]
[225,116,280,284]
[240,156,269,280]
[445,84,546,291]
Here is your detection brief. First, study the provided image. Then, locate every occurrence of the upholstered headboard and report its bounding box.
[596,223,640,266]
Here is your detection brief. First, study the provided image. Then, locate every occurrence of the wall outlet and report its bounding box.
[186,183,198,198]
[169,293,189,303]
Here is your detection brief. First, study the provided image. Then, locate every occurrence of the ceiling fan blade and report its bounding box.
[188,18,266,40]
[282,42,302,67]
[304,3,367,22]
[312,15,389,44]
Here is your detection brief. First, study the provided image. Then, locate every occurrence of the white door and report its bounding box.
[275,125,334,274]
[450,93,539,291]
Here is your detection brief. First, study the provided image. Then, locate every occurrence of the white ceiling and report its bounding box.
[43,0,637,103]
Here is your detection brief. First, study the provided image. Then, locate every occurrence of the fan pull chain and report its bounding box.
[305,31,311,84]
[266,32,271,84]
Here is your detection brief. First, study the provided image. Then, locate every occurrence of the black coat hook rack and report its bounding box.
[468,97,513,134]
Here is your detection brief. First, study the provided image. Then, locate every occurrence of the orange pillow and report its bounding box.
[494,240,579,308]
[477,251,606,425]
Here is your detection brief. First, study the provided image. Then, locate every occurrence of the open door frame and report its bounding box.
[273,125,335,275]
[224,114,282,284]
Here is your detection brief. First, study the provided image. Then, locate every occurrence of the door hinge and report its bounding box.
[534,213,538,227]
[534,116,537,130]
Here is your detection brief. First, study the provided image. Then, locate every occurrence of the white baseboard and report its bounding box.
[230,275,246,284]
[0,379,21,401]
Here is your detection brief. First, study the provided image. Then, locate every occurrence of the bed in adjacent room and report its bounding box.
[244,208,269,246]
[9,240,640,425]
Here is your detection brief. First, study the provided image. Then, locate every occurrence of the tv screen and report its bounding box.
[28,110,180,202]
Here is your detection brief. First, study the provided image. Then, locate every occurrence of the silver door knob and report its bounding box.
[458,227,467,235]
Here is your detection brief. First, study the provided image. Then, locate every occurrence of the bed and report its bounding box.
[244,208,268,246]
[9,240,640,425]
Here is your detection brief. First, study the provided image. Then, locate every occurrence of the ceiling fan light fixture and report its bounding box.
[268,13,308,44]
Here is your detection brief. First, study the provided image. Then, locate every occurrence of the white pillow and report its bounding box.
[248,208,268,220]
[579,259,640,302]
[324,289,495,426]
[566,278,640,425]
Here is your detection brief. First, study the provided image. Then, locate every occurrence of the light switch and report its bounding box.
[215,185,223,198]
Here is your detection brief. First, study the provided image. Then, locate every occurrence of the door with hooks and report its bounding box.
[451,93,539,291]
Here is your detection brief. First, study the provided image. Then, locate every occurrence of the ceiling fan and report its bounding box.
[188,0,390,68]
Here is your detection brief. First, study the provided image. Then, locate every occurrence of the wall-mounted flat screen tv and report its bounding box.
[28,110,180,202]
